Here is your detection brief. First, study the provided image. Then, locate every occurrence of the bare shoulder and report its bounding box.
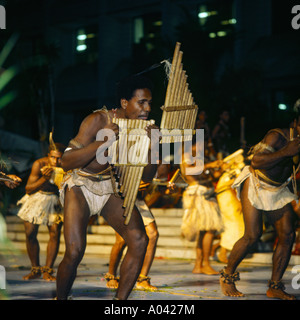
[35,157,48,167]
[264,129,288,150]
[81,110,108,130]
[73,111,109,146]
[30,157,47,175]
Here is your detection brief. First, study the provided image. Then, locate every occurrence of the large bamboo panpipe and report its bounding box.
[110,118,154,225]
[161,42,198,143]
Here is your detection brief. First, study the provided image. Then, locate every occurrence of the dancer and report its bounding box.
[215,151,245,263]
[181,140,223,275]
[17,141,65,281]
[56,75,159,300]
[220,123,300,300]
[105,163,175,290]
[105,195,158,291]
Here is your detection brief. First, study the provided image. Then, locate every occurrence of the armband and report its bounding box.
[69,139,84,149]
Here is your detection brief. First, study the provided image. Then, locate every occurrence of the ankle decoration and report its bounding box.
[137,275,151,283]
[104,273,119,282]
[219,268,240,284]
[268,280,285,290]
[42,266,54,274]
[31,266,42,274]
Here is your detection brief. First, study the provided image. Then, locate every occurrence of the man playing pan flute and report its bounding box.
[56,75,159,300]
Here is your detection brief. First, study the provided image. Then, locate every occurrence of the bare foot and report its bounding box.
[219,269,245,297]
[136,276,157,291]
[106,279,119,289]
[219,277,245,297]
[23,267,41,280]
[43,271,56,281]
[218,253,228,264]
[104,273,119,289]
[192,266,202,274]
[218,248,228,264]
[42,267,56,281]
[266,288,296,300]
[203,266,219,275]
[193,265,218,275]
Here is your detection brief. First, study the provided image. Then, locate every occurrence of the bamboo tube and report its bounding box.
[172,70,185,130]
[123,128,142,201]
[168,57,183,117]
[162,43,181,129]
[117,118,130,193]
[120,119,135,192]
[109,118,153,223]
[123,167,135,207]
[124,167,144,225]
[124,134,148,214]
[166,54,183,128]
[175,72,187,130]
[124,131,150,223]
[123,166,138,212]
[160,42,199,144]
[123,133,147,208]
[164,42,181,108]
[178,72,187,106]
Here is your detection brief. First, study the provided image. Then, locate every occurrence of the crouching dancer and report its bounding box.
[56,75,158,300]
[219,123,300,300]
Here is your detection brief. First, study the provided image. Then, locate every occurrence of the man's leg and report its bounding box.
[43,222,63,281]
[106,232,126,288]
[220,178,263,297]
[56,187,90,299]
[101,195,148,300]
[266,204,296,300]
[136,221,159,290]
[23,221,41,280]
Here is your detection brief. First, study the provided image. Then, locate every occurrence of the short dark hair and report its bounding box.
[116,75,153,106]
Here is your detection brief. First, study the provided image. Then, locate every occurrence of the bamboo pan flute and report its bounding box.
[109,118,154,225]
[160,42,198,143]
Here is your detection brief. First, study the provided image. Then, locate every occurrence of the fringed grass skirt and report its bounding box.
[181,184,224,241]
[17,192,63,226]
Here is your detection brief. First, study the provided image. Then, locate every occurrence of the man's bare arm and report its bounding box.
[25,160,50,194]
[251,131,300,170]
[61,112,119,171]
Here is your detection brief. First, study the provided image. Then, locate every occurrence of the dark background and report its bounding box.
[0,0,300,198]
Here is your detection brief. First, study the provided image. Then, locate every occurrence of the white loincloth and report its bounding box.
[59,170,115,217]
[232,166,297,211]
